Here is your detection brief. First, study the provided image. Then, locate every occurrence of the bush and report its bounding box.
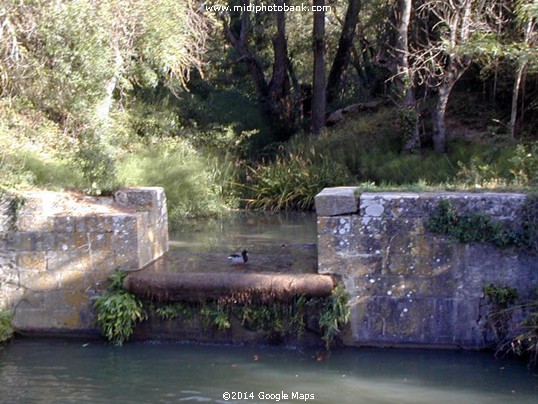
[92,271,146,346]
[117,137,233,228]
[0,310,14,344]
[245,150,353,210]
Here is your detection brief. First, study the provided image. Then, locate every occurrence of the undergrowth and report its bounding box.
[93,272,351,349]
[0,310,14,344]
[245,107,538,210]
[484,285,538,367]
[92,271,147,346]
[116,137,236,229]
[428,195,538,254]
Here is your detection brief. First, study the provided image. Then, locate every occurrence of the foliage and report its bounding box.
[75,126,119,196]
[317,285,351,349]
[484,285,538,367]
[397,106,420,150]
[155,302,193,321]
[0,100,83,190]
[198,303,230,331]
[503,301,538,367]
[150,288,350,349]
[520,194,538,255]
[0,310,14,344]
[116,137,232,228]
[484,285,519,307]
[92,271,147,345]
[428,196,538,254]
[428,199,519,247]
[510,142,538,186]
[245,150,353,210]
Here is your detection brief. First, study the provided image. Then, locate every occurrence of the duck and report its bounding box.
[227,250,248,266]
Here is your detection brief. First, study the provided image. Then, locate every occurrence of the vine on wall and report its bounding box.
[427,195,538,254]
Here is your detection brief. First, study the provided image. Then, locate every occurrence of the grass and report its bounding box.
[244,105,538,210]
[116,137,236,229]
[0,310,14,344]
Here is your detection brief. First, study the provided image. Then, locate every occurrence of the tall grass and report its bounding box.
[245,106,538,210]
[116,137,236,229]
[0,310,14,343]
[245,149,353,210]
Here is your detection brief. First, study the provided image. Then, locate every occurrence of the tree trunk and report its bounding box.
[326,0,361,104]
[510,62,526,139]
[433,82,452,154]
[221,1,297,138]
[394,0,412,98]
[311,0,326,136]
[96,38,123,120]
[267,0,293,135]
[510,19,533,139]
[222,5,269,99]
[394,0,420,152]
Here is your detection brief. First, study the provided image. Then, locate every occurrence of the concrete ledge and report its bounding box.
[315,187,358,216]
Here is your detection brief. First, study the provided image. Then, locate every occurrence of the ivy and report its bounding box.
[427,197,538,253]
[484,284,519,307]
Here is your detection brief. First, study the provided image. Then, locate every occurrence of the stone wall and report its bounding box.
[315,187,538,349]
[0,187,168,334]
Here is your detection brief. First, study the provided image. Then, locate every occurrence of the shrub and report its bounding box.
[0,310,14,344]
[245,151,353,210]
[92,271,146,346]
[117,137,232,228]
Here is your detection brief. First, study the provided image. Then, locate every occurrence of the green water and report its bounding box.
[0,338,536,403]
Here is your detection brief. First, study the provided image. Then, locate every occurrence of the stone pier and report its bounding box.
[0,187,168,334]
[315,188,538,348]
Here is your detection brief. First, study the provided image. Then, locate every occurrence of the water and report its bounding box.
[160,211,318,273]
[169,211,317,254]
[1,338,536,403]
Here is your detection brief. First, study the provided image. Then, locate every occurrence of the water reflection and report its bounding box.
[1,339,536,403]
[170,211,317,254]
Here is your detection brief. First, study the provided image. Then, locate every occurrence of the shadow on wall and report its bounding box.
[0,187,168,335]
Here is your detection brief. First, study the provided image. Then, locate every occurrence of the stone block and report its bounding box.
[315,187,358,216]
[45,290,89,312]
[16,252,46,271]
[53,216,76,232]
[55,232,88,251]
[46,251,100,272]
[112,215,138,235]
[114,250,140,270]
[8,232,56,251]
[16,215,54,232]
[18,269,63,291]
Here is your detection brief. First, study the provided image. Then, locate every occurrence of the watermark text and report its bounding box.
[205,2,331,14]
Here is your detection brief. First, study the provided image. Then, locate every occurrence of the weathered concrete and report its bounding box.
[316,188,538,349]
[314,187,359,216]
[0,187,168,334]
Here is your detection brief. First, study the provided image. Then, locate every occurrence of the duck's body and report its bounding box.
[228,250,248,266]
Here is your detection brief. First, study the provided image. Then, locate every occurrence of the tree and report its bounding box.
[311,0,326,135]
[510,0,538,138]
[411,0,491,153]
[326,0,361,104]
[0,0,211,192]
[219,0,296,139]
